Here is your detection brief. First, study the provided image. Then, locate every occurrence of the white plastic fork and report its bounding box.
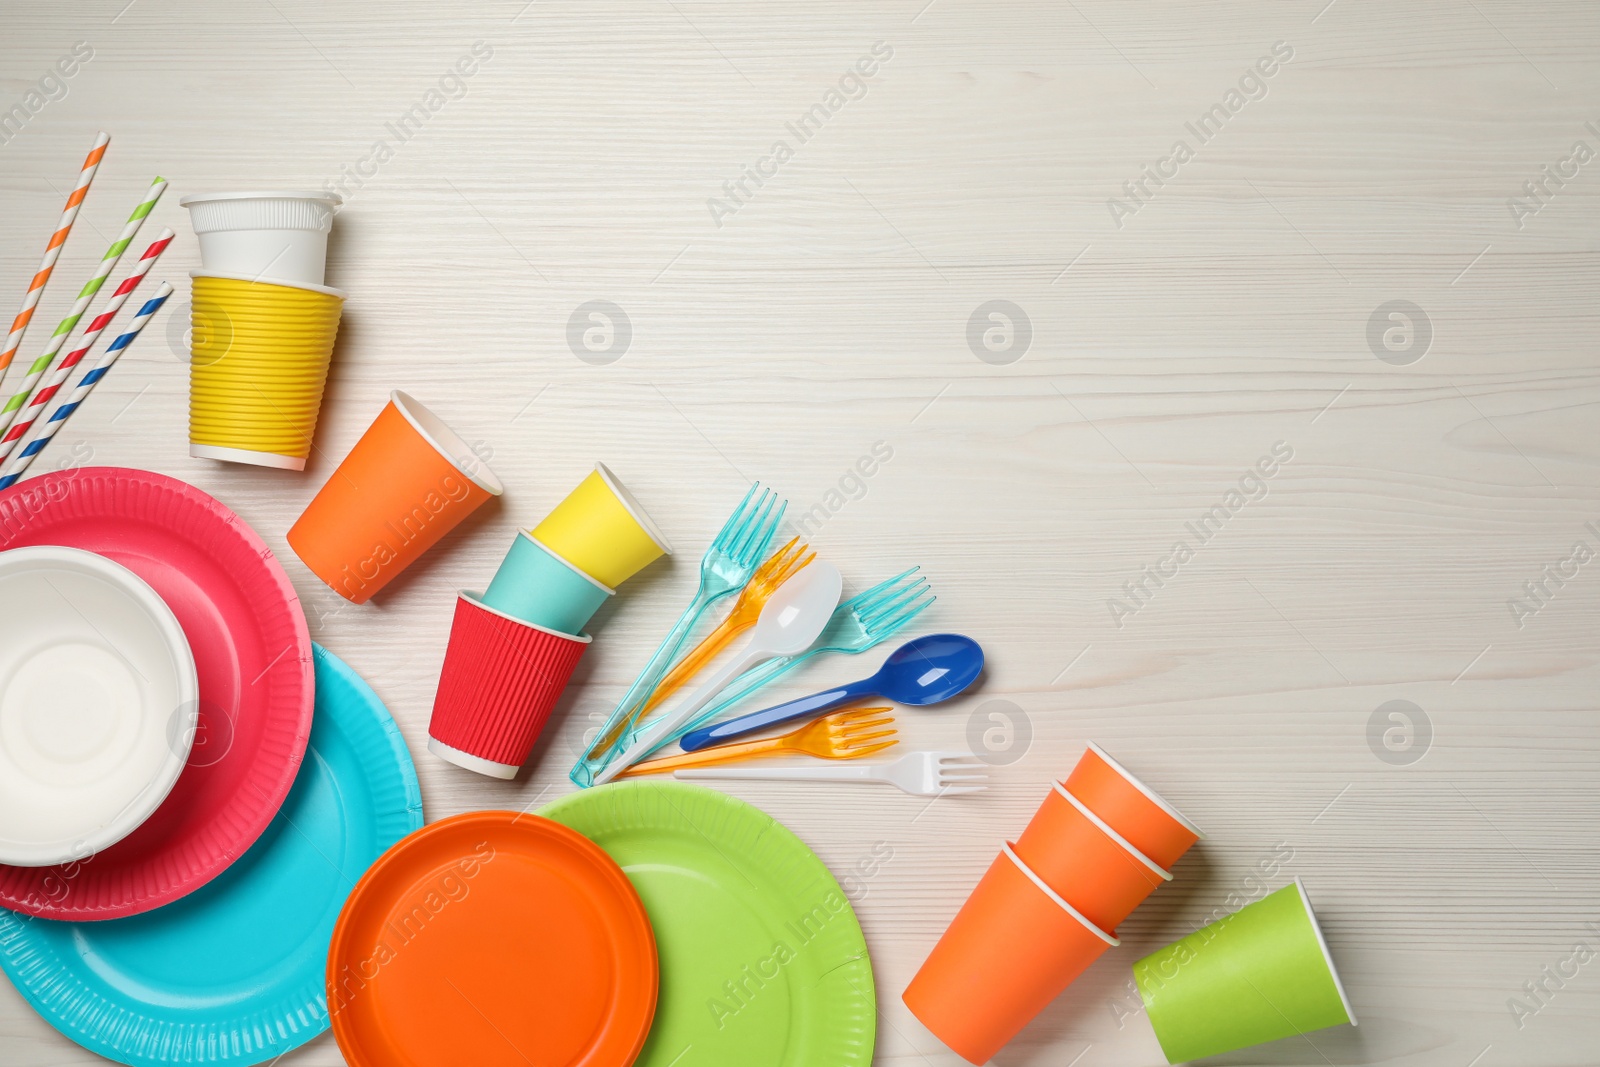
[675,751,988,797]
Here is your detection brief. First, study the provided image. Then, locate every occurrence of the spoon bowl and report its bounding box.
[680,633,985,751]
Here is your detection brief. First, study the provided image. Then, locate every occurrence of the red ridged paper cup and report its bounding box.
[427,592,590,780]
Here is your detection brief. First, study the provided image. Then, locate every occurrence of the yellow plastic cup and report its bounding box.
[531,463,672,587]
[188,271,344,471]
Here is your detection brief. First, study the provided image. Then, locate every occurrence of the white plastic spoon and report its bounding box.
[594,561,842,784]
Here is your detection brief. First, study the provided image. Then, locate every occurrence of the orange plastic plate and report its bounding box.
[327,811,658,1067]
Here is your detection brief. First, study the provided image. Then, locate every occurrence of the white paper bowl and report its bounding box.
[0,546,199,866]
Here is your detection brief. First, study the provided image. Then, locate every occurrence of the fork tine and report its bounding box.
[712,483,760,552]
[835,717,895,734]
[938,773,989,783]
[846,568,922,617]
[860,579,929,625]
[867,592,935,637]
[841,728,897,746]
[841,740,898,759]
[732,490,782,562]
[727,487,771,557]
[935,785,986,795]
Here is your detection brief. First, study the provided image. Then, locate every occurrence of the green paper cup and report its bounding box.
[482,531,615,634]
[1134,878,1356,1064]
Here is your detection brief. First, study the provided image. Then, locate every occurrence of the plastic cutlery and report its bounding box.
[572,483,785,786]
[615,706,895,777]
[637,537,815,718]
[593,561,843,783]
[680,632,984,752]
[658,567,933,749]
[676,751,988,796]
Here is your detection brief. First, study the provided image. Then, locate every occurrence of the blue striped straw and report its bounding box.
[0,281,171,490]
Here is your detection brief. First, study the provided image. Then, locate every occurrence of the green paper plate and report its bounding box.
[539,782,876,1067]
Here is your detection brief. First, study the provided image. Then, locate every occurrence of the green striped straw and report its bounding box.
[0,176,166,438]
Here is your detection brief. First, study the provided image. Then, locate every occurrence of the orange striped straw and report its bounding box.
[0,131,109,379]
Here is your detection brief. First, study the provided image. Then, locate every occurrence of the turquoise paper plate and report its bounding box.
[0,644,423,1066]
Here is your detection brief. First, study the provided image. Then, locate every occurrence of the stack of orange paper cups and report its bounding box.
[180,192,343,470]
[427,463,672,779]
[904,742,1203,1064]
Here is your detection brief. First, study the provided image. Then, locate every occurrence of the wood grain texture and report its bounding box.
[1,1,1597,1063]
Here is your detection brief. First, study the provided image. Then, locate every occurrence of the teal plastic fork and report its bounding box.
[655,566,934,752]
[571,483,785,786]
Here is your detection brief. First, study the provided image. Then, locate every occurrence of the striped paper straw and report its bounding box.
[0,176,167,440]
[0,229,172,464]
[0,282,172,490]
[0,132,110,378]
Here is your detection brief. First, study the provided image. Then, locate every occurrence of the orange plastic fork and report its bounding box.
[617,706,896,777]
[637,537,815,718]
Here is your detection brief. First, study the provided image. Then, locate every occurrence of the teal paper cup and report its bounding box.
[482,531,614,634]
[1134,878,1356,1063]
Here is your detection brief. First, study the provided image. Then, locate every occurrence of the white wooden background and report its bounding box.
[2,2,1598,1064]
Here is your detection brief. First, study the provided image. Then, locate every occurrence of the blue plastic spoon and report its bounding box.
[679,633,984,751]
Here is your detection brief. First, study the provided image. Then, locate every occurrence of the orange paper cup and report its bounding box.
[1015,781,1171,932]
[903,843,1118,1065]
[1065,742,1203,870]
[287,391,503,604]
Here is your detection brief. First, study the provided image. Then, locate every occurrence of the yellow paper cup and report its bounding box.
[188,271,344,471]
[530,463,671,587]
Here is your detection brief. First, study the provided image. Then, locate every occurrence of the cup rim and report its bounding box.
[179,190,342,208]
[191,269,346,299]
[1084,741,1205,838]
[521,532,615,595]
[460,591,592,643]
[1294,877,1358,1026]
[1054,782,1172,880]
[593,462,672,555]
[1001,843,1119,946]
[389,390,503,497]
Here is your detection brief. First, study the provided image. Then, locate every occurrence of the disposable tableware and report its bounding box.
[287,391,502,602]
[573,483,786,785]
[656,566,934,748]
[540,782,876,1066]
[678,750,988,797]
[903,844,1117,1064]
[680,632,983,751]
[0,467,313,919]
[0,229,171,466]
[0,176,166,442]
[0,283,171,489]
[180,190,341,287]
[0,546,197,867]
[329,811,658,1067]
[1066,741,1203,869]
[1134,879,1356,1063]
[1014,781,1171,932]
[617,706,895,777]
[593,561,843,784]
[0,132,108,377]
[0,645,422,1067]
[636,536,814,717]
[530,462,672,587]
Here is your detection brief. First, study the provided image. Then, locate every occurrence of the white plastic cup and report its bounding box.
[179,191,342,287]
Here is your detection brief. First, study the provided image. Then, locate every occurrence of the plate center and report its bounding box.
[9,642,139,765]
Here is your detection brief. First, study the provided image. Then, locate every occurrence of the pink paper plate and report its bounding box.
[0,468,313,919]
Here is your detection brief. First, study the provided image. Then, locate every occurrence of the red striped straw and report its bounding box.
[0,132,110,379]
[0,228,172,464]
